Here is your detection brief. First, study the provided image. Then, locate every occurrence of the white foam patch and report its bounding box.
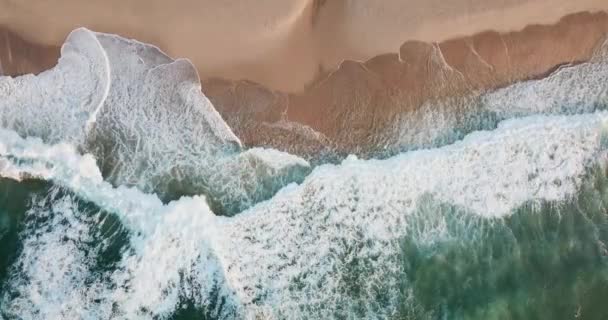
[90,31,241,152]
[389,42,608,153]
[1,111,607,318]
[241,148,310,171]
[389,96,468,151]
[0,28,310,214]
[203,148,311,213]
[482,52,608,117]
[220,111,608,317]
[0,28,110,145]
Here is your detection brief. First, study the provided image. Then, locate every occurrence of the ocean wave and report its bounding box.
[0,110,607,318]
[0,131,241,318]
[3,28,608,215]
[397,165,608,319]
[0,28,310,215]
[221,112,608,317]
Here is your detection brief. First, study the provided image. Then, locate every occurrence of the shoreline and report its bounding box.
[2,7,608,158]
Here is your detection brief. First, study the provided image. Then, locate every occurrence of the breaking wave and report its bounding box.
[0,28,608,319]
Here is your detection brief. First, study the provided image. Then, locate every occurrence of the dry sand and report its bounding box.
[2,0,608,91]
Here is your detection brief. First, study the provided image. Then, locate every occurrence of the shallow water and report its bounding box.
[0,28,608,319]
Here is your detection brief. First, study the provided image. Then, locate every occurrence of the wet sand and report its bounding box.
[2,0,608,91]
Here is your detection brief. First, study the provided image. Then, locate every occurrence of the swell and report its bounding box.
[0,177,50,288]
[0,131,242,318]
[4,165,608,319]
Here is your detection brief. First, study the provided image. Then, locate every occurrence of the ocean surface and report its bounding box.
[0,28,608,319]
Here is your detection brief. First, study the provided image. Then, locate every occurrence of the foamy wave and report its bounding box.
[0,129,243,318]
[388,40,608,154]
[222,112,608,317]
[1,111,607,317]
[2,192,114,319]
[88,30,311,214]
[481,46,608,117]
[0,28,310,215]
[0,28,110,144]
[2,27,608,319]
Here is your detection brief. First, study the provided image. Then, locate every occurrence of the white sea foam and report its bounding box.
[2,192,114,320]
[88,30,311,214]
[221,112,608,317]
[481,46,608,117]
[1,111,607,318]
[0,129,243,318]
[0,28,310,215]
[0,28,110,144]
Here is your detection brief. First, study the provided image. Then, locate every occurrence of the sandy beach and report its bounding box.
[2,0,608,91]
